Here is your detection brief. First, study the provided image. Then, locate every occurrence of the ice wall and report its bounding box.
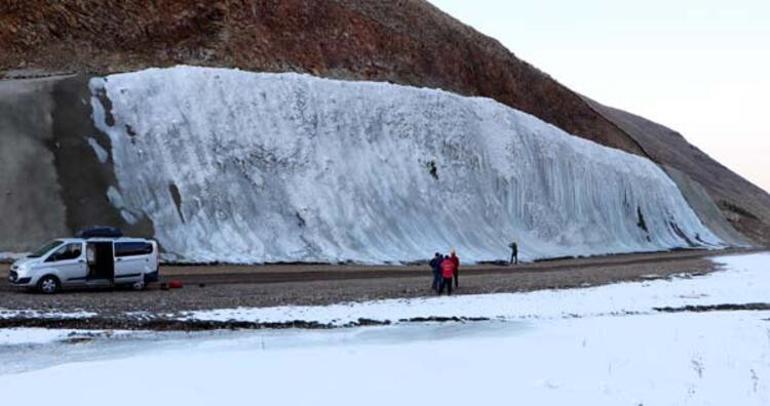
[90,66,722,263]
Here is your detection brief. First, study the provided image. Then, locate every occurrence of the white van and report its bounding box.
[8,236,159,294]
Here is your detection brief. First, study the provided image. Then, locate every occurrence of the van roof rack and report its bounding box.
[76,227,123,239]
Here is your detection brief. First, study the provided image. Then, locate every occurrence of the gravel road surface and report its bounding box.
[0,249,740,317]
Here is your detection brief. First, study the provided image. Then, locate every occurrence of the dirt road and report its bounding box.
[0,249,749,318]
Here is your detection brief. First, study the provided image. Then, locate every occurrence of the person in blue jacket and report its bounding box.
[429,252,443,291]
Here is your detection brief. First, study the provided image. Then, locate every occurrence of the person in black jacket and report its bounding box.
[509,241,518,265]
[429,252,443,291]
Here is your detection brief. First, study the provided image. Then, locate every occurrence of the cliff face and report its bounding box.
[1,0,767,245]
[86,66,720,263]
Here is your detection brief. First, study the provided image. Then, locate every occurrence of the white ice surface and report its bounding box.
[181,252,770,324]
[2,310,769,405]
[90,66,721,263]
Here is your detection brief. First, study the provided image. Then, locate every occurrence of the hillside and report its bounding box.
[0,0,767,248]
[0,1,640,147]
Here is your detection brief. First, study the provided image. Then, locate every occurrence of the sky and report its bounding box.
[428,0,770,193]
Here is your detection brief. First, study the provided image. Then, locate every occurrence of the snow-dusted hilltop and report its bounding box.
[90,66,721,263]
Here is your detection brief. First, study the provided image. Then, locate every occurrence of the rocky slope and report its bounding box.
[0,0,767,246]
[584,98,770,245]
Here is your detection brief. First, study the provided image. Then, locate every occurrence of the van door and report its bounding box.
[114,242,152,282]
[45,242,87,285]
[86,241,114,280]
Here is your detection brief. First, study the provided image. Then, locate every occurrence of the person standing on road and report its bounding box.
[429,252,443,291]
[438,255,457,295]
[449,250,460,288]
[509,240,518,265]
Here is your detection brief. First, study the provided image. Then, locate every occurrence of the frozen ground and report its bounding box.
[1,253,768,405]
[91,66,721,263]
[179,252,770,324]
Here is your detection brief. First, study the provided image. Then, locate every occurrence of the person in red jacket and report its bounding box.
[449,250,460,288]
[438,255,457,295]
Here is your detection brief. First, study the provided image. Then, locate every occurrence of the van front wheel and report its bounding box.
[38,276,60,294]
[132,280,145,291]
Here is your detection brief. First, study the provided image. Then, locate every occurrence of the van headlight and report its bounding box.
[14,265,29,276]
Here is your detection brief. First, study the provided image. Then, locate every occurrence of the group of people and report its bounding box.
[428,241,520,295]
[429,250,460,295]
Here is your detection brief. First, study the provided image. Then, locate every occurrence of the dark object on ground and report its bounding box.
[427,160,438,180]
[160,283,169,291]
[198,283,206,288]
[655,303,770,313]
[0,315,492,332]
[76,226,123,239]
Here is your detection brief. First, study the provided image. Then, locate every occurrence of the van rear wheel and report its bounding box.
[132,280,145,291]
[38,276,60,294]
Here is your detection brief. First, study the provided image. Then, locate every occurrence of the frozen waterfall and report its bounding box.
[89,66,722,263]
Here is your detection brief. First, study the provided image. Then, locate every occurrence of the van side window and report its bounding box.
[115,242,154,257]
[46,243,83,262]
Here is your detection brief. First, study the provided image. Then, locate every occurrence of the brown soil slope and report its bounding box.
[1,0,768,244]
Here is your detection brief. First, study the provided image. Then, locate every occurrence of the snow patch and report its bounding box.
[0,309,98,320]
[181,252,770,324]
[86,137,109,163]
[106,185,138,224]
[105,185,125,209]
[0,328,73,345]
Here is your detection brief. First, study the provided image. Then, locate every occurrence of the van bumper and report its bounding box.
[143,271,159,283]
[8,271,33,286]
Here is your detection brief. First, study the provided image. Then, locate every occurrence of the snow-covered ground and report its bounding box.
[0,309,97,320]
[90,66,721,263]
[180,252,769,324]
[1,253,768,405]
[0,328,129,346]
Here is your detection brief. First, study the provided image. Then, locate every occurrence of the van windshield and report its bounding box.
[28,240,64,258]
